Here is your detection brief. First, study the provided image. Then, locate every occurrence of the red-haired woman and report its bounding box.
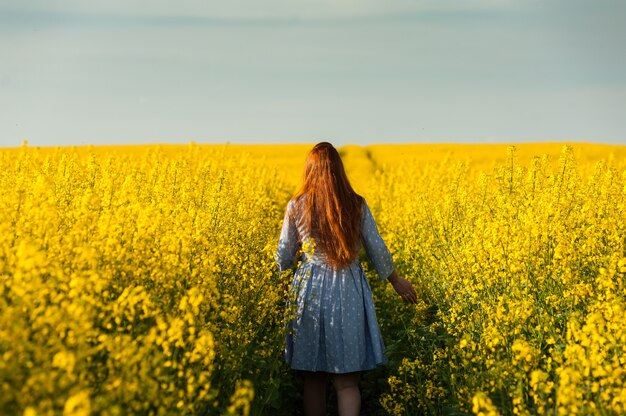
[276,142,417,416]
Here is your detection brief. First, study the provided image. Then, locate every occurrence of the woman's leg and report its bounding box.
[332,372,361,416]
[303,371,329,416]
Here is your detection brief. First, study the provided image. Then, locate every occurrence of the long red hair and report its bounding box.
[293,142,364,268]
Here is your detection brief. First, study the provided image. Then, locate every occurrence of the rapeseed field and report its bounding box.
[1,142,624,415]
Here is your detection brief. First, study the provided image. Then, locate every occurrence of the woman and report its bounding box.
[276,142,417,416]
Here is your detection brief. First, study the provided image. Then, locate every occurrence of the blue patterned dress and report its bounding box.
[276,196,394,374]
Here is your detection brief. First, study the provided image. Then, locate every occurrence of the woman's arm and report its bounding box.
[360,201,395,280]
[276,200,299,272]
[386,269,418,304]
[361,201,418,304]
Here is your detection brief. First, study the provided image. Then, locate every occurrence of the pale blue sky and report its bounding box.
[1,0,625,147]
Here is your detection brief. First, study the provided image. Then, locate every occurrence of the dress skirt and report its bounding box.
[284,260,388,374]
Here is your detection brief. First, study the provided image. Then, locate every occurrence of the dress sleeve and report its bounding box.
[276,200,299,272]
[361,201,395,280]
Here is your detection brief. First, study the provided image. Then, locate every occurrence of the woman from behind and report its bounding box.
[276,142,417,416]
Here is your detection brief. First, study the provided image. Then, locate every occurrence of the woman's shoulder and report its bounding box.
[286,194,305,213]
[358,195,369,211]
[291,193,308,204]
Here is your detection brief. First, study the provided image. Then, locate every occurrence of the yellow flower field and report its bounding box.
[0,142,624,415]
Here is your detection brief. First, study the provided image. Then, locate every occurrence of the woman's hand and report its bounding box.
[387,270,418,304]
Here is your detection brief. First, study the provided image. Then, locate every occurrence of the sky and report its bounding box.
[1,0,625,147]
